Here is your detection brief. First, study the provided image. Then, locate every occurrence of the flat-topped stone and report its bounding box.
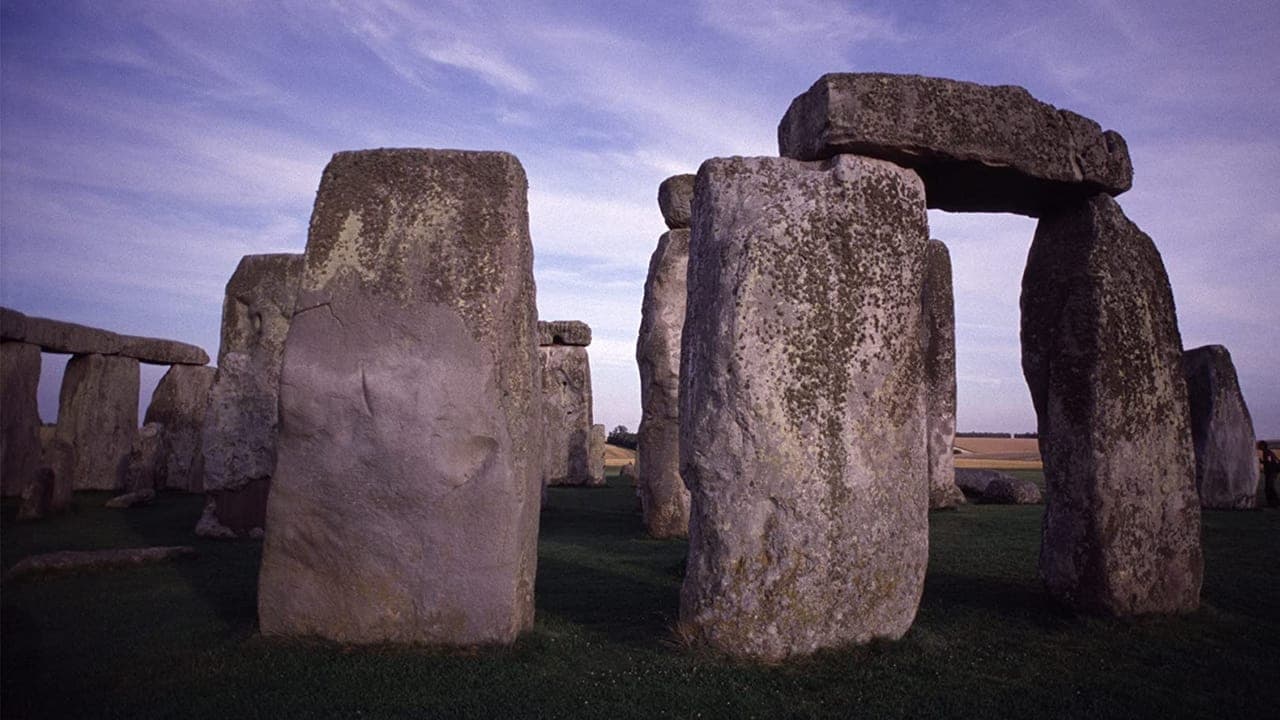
[778,73,1133,217]
[0,307,209,365]
[537,320,591,347]
[657,174,695,229]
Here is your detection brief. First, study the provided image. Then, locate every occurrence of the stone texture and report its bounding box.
[3,546,196,581]
[954,468,1011,497]
[636,229,691,537]
[55,354,139,491]
[1021,193,1202,615]
[537,320,591,347]
[539,345,595,486]
[2,341,42,497]
[16,467,58,520]
[922,241,964,510]
[122,422,165,491]
[588,424,606,485]
[679,155,930,660]
[199,253,304,536]
[105,488,156,508]
[778,73,1133,217]
[258,149,541,646]
[36,427,73,514]
[658,174,696,229]
[982,477,1043,505]
[0,306,208,365]
[1183,345,1259,509]
[145,365,215,491]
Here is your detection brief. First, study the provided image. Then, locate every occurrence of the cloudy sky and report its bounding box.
[2,0,1277,437]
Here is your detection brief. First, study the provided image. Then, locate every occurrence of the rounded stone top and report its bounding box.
[537,320,591,346]
[658,174,696,229]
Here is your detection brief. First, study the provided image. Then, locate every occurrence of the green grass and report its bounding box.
[3,473,1278,719]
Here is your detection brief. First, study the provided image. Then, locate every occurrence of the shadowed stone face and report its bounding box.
[1,341,41,497]
[258,148,540,646]
[1183,344,1259,509]
[55,354,139,491]
[1021,193,1202,616]
[922,240,964,510]
[636,229,691,538]
[778,73,1133,217]
[657,174,695,229]
[539,344,597,487]
[679,154,930,660]
[145,365,215,492]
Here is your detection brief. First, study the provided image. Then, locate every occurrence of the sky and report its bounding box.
[2,0,1277,437]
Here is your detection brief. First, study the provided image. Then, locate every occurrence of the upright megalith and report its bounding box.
[1022,193,1202,615]
[144,365,215,492]
[778,73,1133,216]
[55,354,139,491]
[259,149,541,645]
[198,253,304,537]
[588,424,606,485]
[1,341,42,497]
[680,155,930,660]
[922,240,964,509]
[637,226,691,537]
[1183,345,1259,509]
[538,321,598,487]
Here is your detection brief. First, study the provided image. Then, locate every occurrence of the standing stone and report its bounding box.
[1,341,42,497]
[122,422,165,492]
[54,354,139,491]
[145,365,215,492]
[259,149,541,645]
[198,253,304,537]
[1022,193,1202,615]
[922,240,964,509]
[637,229,692,537]
[680,155,930,660]
[588,424,606,485]
[37,425,73,512]
[1183,345,1259,509]
[539,336,595,487]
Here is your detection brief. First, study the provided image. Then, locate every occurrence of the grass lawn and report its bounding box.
[3,472,1277,719]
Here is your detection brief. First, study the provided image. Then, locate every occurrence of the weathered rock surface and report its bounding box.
[680,154,930,660]
[259,149,541,646]
[537,320,591,347]
[922,240,964,509]
[658,174,696,229]
[123,422,165,491]
[33,427,73,516]
[777,73,1133,216]
[637,229,691,537]
[589,424,606,485]
[1021,193,1202,615]
[16,467,58,520]
[539,344,595,486]
[105,487,156,508]
[0,306,209,365]
[1183,344,1259,509]
[955,469,1043,505]
[55,354,139,491]
[197,478,272,538]
[145,365,215,492]
[2,341,42,497]
[3,546,196,581]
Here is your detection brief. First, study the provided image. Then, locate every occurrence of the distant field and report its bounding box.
[603,443,636,469]
[953,437,1042,470]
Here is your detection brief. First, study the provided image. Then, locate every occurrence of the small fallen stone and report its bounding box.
[105,488,156,508]
[3,546,196,581]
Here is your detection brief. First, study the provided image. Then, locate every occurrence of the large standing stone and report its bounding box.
[539,338,596,487]
[198,253,304,537]
[145,365,215,491]
[636,229,692,537]
[259,149,541,645]
[1021,193,1202,615]
[922,240,964,509]
[777,73,1133,216]
[1183,345,1259,509]
[1,341,42,497]
[680,155,930,660]
[54,354,139,491]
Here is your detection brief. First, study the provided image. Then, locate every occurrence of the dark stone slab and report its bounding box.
[657,174,695,229]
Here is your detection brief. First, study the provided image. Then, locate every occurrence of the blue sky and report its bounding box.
[2,0,1277,436]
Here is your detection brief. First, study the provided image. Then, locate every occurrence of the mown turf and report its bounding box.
[2,474,1277,719]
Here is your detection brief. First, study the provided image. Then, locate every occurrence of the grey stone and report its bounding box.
[982,477,1042,504]
[54,354,139,491]
[2,341,42,497]
[680,154,930,660]
[922,241,964,510]
[1022,193,1202,615]
[636,229,691,537]
[537,320,591,347]
[588,424,606,485]
[116,336,209,366]
[0,306,208,365]
[1183,345,1259,509]
[36,427,73,515]
[777,73,1133,217]
[658,174,696,229]
[105,487,156,508]
[3,546,196,581]
[196,477,272,538]
[122,423,165,491]
[16,467,57,520]
[540,345,595,486]
[145,365,215,491]
[258,148,541,646]
[954,468,1011,497]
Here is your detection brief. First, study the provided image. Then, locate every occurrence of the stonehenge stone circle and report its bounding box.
[145,364,215,492]
[539,323,598,487]
[198,253,304,537]
[1,341,42,497]
[777,73,1133,216]
[259,149,541,646]
[55,353,139,491]
[1183,344,1259,509]
[637,228,692,537]
[0,306,209,365]
[1022,193,1202,615]
[657,173,695,230]
[922,240,964,510]
[679,154,930,660]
